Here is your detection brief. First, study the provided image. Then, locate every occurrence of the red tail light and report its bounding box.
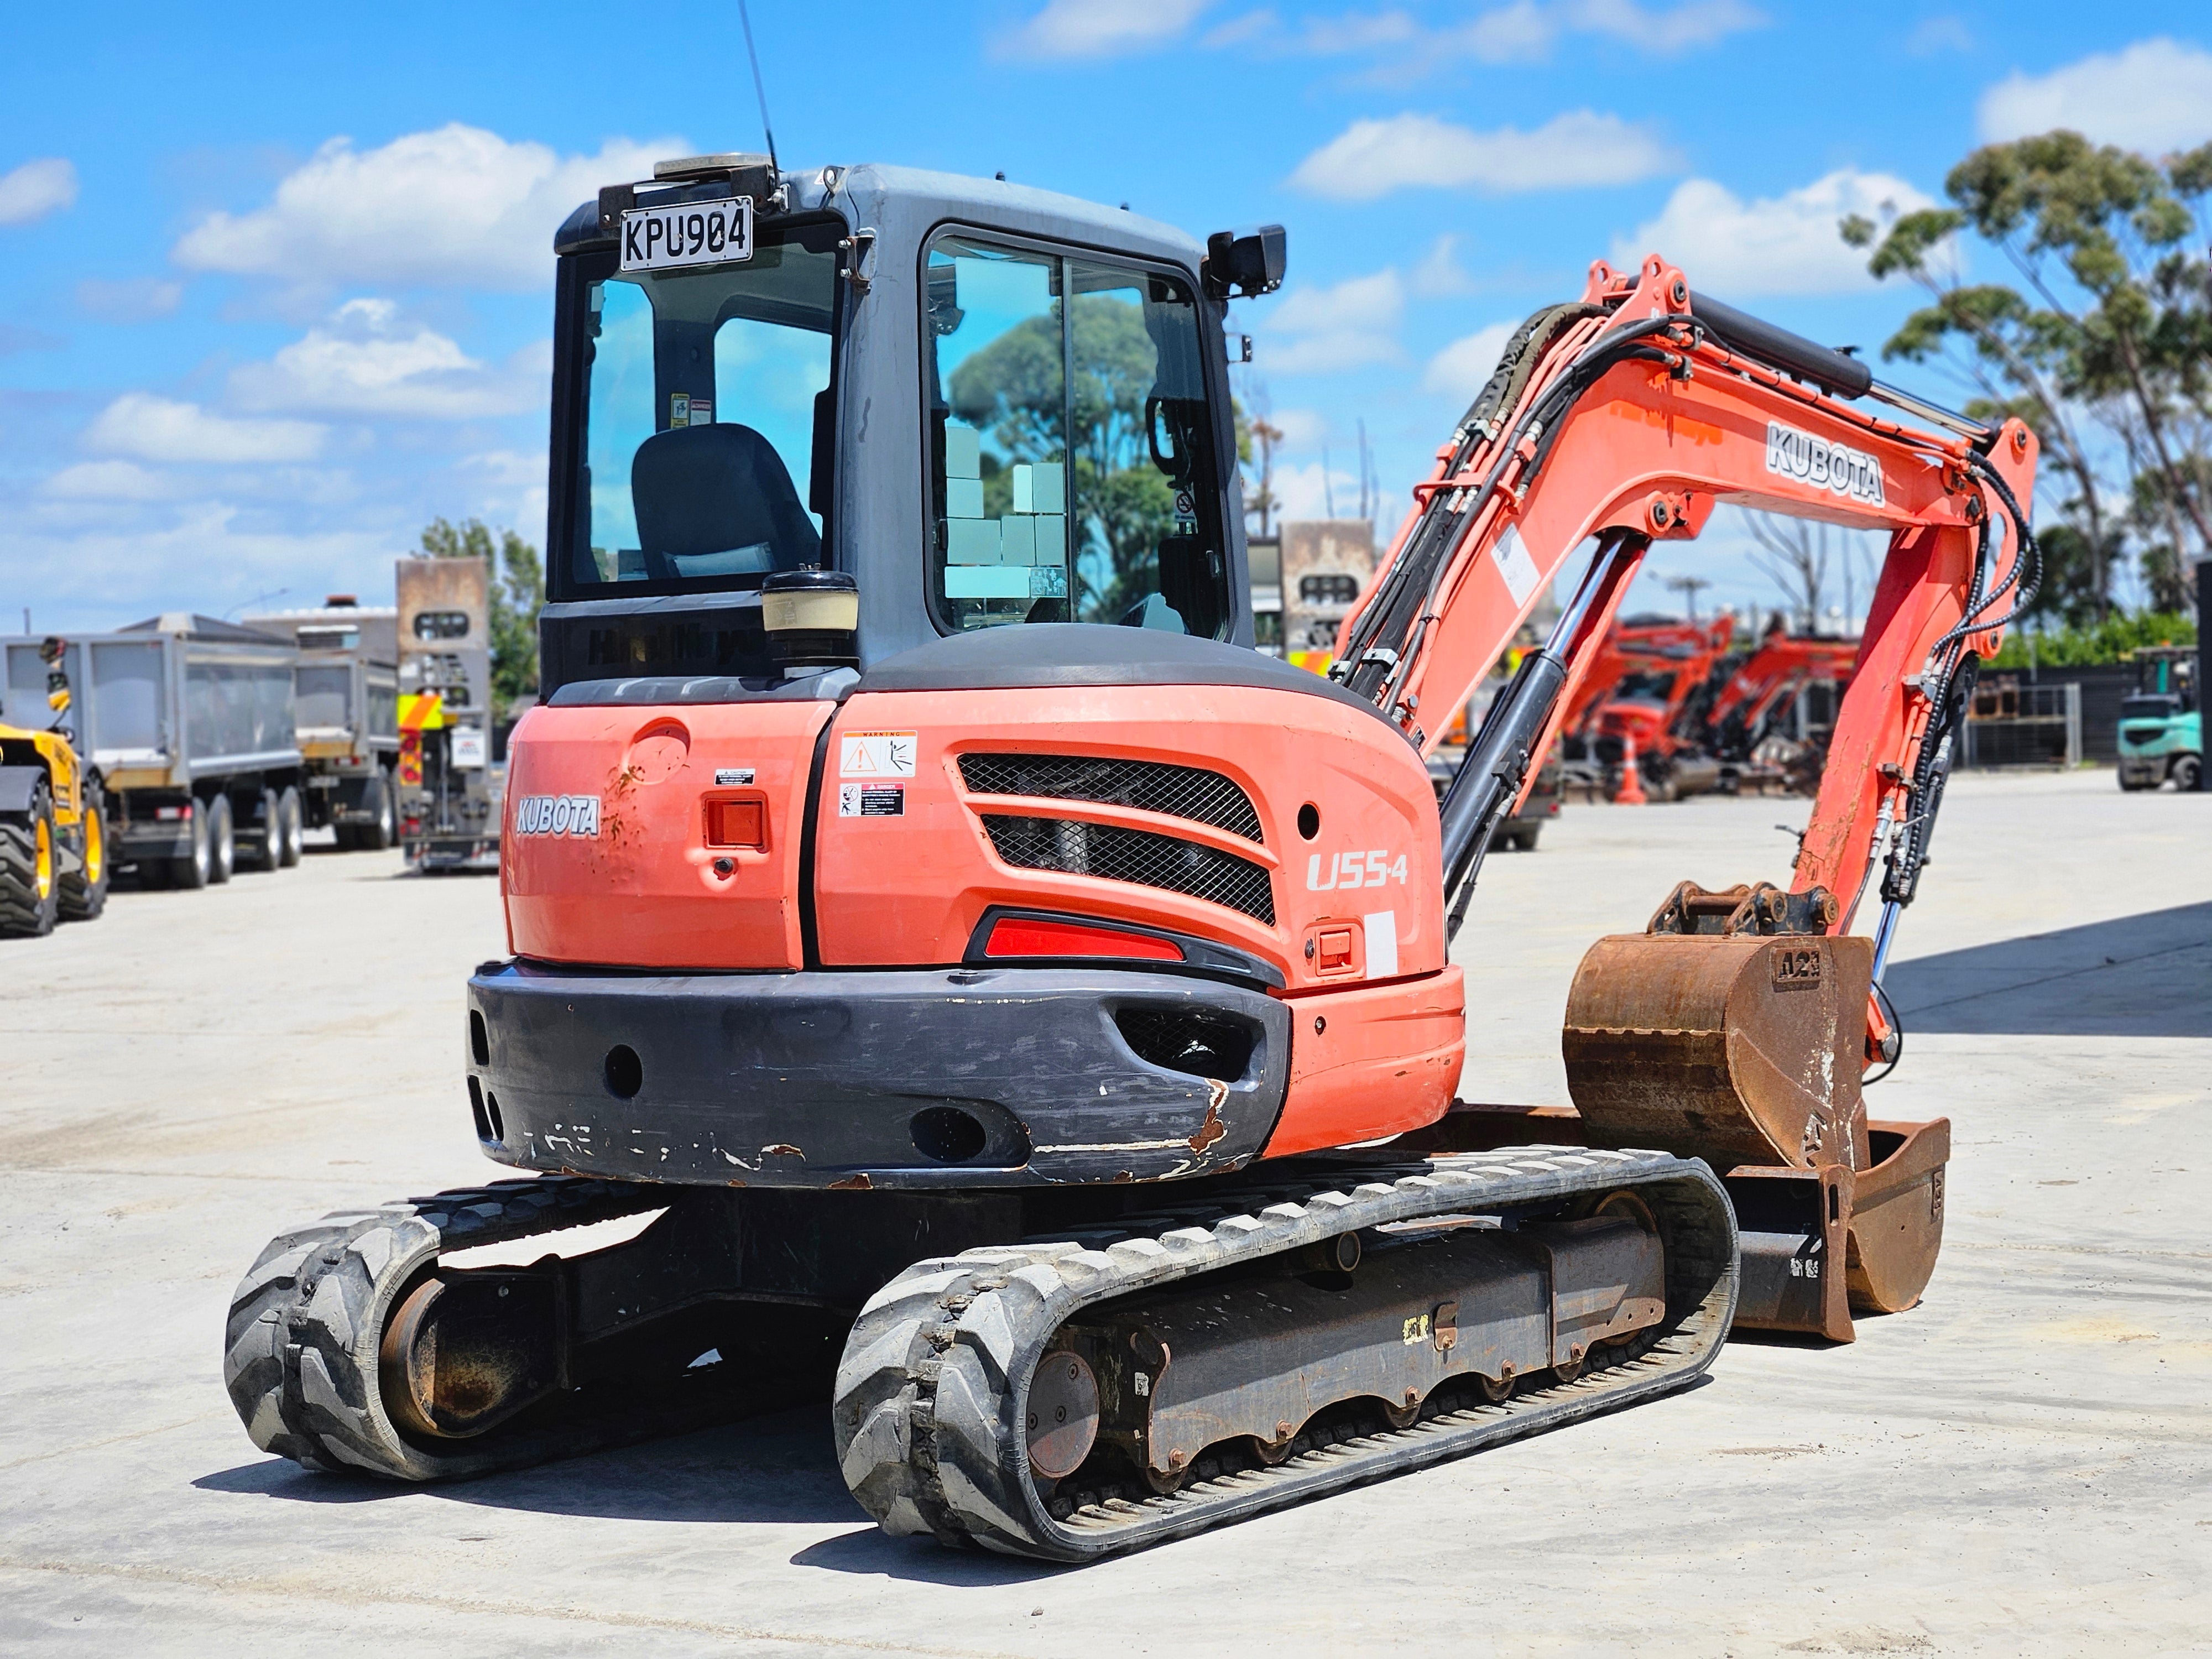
[706,799,766,849]
[984,916,1182,962]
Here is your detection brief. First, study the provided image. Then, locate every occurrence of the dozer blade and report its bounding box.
[1561,919,1945,1340]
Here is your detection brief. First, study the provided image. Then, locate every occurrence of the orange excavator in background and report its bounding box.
[225,159,2036,1561]
[1562,613,1737,800]
[1704,622,1863,793]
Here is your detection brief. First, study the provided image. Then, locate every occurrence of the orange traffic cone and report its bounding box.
[1615,735,1648,805]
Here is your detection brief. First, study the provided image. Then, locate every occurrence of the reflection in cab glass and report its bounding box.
[412,611,471,640]
[569,219,838,591]
[925,234,1228,637]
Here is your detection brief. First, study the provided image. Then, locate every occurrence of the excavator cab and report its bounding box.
[540,156,1265,688]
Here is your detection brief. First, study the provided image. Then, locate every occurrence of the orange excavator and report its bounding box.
[224,158,2036,1560]
[1562,612,1737,799]
[1704,622,1863,791]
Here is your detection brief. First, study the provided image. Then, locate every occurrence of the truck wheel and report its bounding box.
[362,774,395,851]
[2174,755,2203,793]
[242,787,281,873]
[206,794,236,885]
[0,775,61,938]
[276,786,304,867]
[171,806,213,890]
[58,782,109,922]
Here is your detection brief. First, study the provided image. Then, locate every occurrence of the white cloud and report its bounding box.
[1215,0,1757,75]
[76,276,184,322]
[229,298,542,419]
[42,461,186,502]
[1906,15,1971,55]
[1001,0,1212,58]
[173,124,679,291]
[1292,111,1679,201]
[1978,37,2212,152]
[0,158,78,226]
[84,394,328,465]
[1260,268,1405,374]
[1564,0,1762,52]
[1423,321,1518,399]
[1410,234,1478,297]
[1614,169,1934,297]
[1267,459,1365,520]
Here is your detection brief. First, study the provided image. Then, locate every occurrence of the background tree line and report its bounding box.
[1843,127,2211,638]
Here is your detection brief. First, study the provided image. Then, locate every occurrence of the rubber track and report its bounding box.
[223,1175,680,1479]
[833,1146,1736,1560]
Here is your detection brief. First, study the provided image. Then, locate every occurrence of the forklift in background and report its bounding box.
[395,556,500,870]
[2116,644,2200,791]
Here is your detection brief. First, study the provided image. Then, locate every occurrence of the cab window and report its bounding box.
[925,233,1228,636]
[559,217,839,595]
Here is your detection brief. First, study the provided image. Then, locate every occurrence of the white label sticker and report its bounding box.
[838,782,905,817]
[713,768,755,786]
[514,794,600,838]
[1363,909,1399,978]
[1765,420,1885,506]
[840,732,916,778]
[1494,525,1540,607]
[450,726,486,770]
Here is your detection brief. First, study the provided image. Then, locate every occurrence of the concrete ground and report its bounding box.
[2,768,2206,1657]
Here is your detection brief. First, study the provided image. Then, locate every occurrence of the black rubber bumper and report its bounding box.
[467,961,1292,1190]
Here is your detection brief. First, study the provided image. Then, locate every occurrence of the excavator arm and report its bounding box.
[1337,255,2037,1343]
[1332,253,2038,973]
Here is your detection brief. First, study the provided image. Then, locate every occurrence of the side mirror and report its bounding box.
[1203,225,1286,300]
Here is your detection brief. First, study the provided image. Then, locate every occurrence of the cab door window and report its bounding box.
[926,233,1227,636]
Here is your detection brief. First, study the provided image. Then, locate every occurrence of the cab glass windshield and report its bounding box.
[555,217,840,596]
[925,233,1228,636]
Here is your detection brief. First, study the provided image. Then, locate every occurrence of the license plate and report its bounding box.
[620,197,753,273]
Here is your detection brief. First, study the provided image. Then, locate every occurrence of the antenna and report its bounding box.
[737,0,781,185]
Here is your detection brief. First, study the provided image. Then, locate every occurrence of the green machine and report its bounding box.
[2116,645,2200,791]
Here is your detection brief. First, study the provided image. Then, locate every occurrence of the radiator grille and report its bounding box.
[959,753,1262,842]
[980,815,1276,926]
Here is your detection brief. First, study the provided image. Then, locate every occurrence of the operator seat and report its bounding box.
[632,423,821,580]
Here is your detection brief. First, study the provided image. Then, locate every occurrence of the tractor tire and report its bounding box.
[206,794,236,886]
[360,773,395,851]
[242,788,281,873]
[57,782,109,922]
[2174,755,2203,794]
[276,786,304,867]
[0,776,60,938]
[171,804,213,890]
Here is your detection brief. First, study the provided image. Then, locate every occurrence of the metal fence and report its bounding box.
[1962,680,2080,769]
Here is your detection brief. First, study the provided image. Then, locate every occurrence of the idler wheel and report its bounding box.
[1025,1350,1100,1480]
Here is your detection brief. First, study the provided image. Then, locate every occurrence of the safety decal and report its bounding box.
[1765,420,1885,507]
[713,768,755,786]
[1493,525,1541,607]
[514,794,600,838]
[838,783,905,817]
[840,732,916,779]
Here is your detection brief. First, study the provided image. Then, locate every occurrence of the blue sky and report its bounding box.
[3,2,2209,632]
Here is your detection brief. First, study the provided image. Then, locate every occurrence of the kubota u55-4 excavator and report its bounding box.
[225,155,2037,1561]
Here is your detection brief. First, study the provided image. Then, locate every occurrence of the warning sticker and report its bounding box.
[840,731,916,779]
[838,783,905,817]
[713,767,755,786]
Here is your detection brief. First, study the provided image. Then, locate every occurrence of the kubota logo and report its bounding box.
[514,794,601,838]
[1765,421,1885,507]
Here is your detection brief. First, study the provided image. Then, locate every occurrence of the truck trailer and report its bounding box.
[239,597,401,849]
[1,614,303,888]
[395,557,499,871]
